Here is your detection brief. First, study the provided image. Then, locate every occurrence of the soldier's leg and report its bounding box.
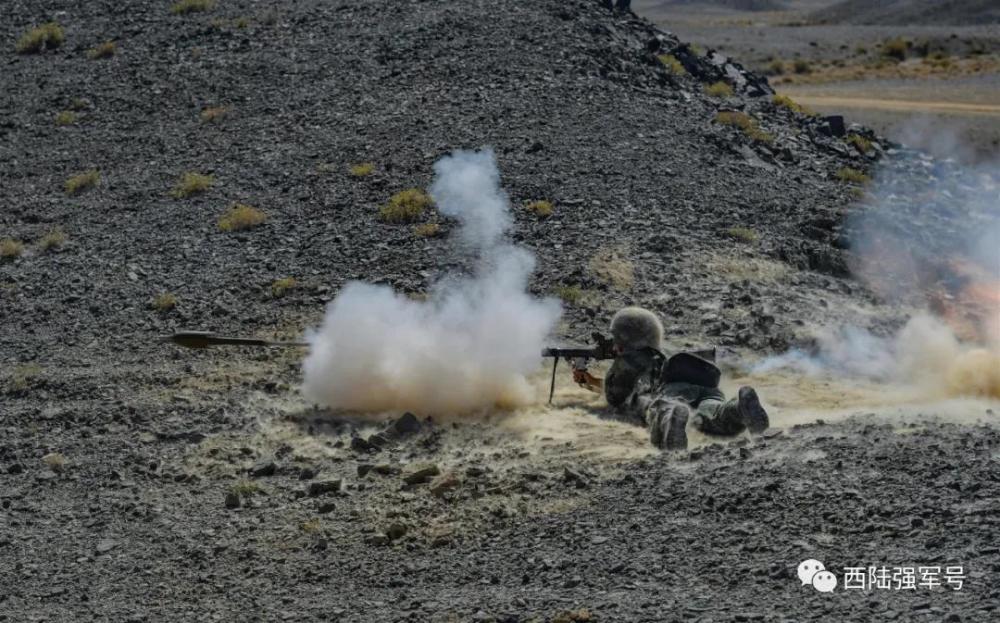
[644,398,689,450]
[691,397,745,437]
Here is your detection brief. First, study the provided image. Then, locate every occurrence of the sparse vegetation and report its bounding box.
[15,23,64,54]
[88,41,116,59]
[792,59,812,74]
[218,204,267,232]
[882,37,909,62]
[42,452,66,472]
[38,229,67,252]
[170,172,214,198]
[553,285,584,305]
[270,277,297,298]
[11,364,43,392]
[379,189,432,223]
[704,81,734,98]
[230,479,262,498]
[525,200,554,218]
[349,162,375,177]
[836,167,871,184]
[1,238,25,259]
[772,94,813,115]
[715,111,774,144]
[767,59,785,75]
[200,106,229,122]
[413,223,441,238]
[589,248,634,291]
[301,518,322,534]
[235,17,250,29]
[55,111,77,126]
[69,98,88,111]
[725,226,759,243]
[65,170,100,195]
[846,133,872,154]
[152,292,177,311]
[657,54,685,75]
[171,0,214,15]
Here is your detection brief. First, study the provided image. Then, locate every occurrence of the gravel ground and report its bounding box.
[2,1,998,621]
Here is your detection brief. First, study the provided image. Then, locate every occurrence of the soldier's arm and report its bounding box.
[572,368,603,393]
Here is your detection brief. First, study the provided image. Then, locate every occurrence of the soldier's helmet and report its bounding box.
[610,307,663,352]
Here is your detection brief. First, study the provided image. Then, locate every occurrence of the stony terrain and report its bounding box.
[2,0,998,621]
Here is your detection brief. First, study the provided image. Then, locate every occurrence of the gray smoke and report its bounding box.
[301,148,562,416]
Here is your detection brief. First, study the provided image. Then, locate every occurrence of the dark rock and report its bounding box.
[298,467,317,480]
[317,502,336,514]
[386,523,407,540]
[7,463,24,475]
[224,492,241,509]
[403,463,440,485]
[249,460,276,478]
[308,480,343,497]
[392,412,422,436]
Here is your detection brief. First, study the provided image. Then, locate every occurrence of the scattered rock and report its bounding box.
[403,463,440,485]
[392,412,422,436]
[307,480,343,497]
[7,463,24,475]
[95,539,117,554]
[224,492,241,509]
[386,523,407,541]
[249,460,276,478]
[429,472,461,497]
[317,502,336,514]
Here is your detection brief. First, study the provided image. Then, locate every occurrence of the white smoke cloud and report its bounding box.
[301,148,562,416]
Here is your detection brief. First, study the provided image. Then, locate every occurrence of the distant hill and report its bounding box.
[809,0,1000,25]
[638,0,787,12]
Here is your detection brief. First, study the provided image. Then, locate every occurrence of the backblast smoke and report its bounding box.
[301,148,562,416]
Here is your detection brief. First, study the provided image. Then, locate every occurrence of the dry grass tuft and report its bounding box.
[725,226,759,243]
[715,111,774,144]
[38,229,67,252]
[553,285,584,305]
[55,111,77,126]
[767,59,785,75]
[349,162,375,177]
[200,106,229,123]
[11,364,43,392]
[1,238,25,259]
[270,277,297,298]
[379,189,432,223]
[42,452,66,472]
[772,94,814,116]
[792,59,812,74]
[553,609,593,623]
[882,37,909,61]
[525,200,554,218]
[230,479,262,497]
[413,223,441,238]
[657,54,686,75]
[171,0,214,15]
[589,248,634,291]
[65,170,100,195]
[846,134,872,154]
[218,204,267,232]
[16,23,64,54]
[836,167,871,184]
[704,81,734,97]
[301,518,322,534]
[152,292,177,311]
[170,172,214,198]
[88,41,116,59]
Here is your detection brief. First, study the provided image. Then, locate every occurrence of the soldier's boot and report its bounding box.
[737,386,769,434]
[648,401,689,450]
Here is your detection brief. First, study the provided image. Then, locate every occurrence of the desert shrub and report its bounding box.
[218,204,267,232]
[413,223,440,238]
[767,59,785,75]
[705,81,734,97]
[553,285,583,305]
[230,479,261,497]
[42,452,66,472]
[792,59,812,74]
[65,170,100,195]
[235,17,250,29]
[725,226,759,243]
[772,94,807,114]
[88,41,116,59]
[16,23,64,54]
[270,277,297,297]
[69,98,89,111]
[55,111,77,126]
[379,189,432,223]
[715,111,774,144]
[38,229,67,252]
[525,200,554,218]
[882,37,908,61]
[1,238,24,259]
[855,45,868,55]
[846,133,872,154]
[200,106,228,122]
[171,0,214,15]
[152,292,177,311]
[589,248,634,291]
[301,518,322,533]
[657,54,686,75]
[170,172,214,198]
[349,162,374,177]
[11,364,43,392]
[836,167,870,184]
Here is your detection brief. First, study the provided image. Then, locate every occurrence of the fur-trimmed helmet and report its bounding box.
[610,307,663,352]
